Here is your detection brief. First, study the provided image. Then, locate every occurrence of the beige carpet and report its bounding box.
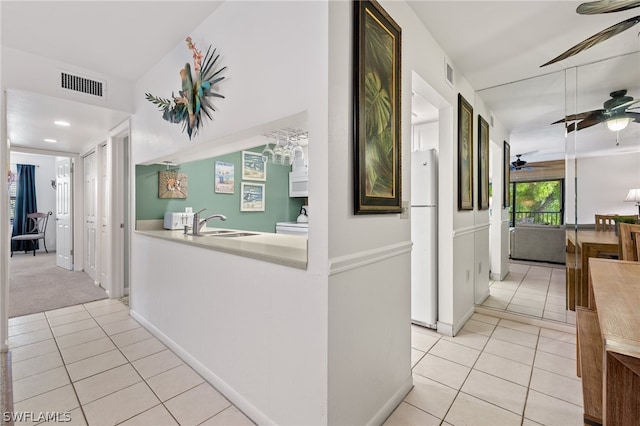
[9,252,108,318]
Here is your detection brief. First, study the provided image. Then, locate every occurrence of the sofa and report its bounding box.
[510,224,566,264]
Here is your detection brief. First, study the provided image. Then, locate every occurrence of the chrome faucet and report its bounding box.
[192,208,227,235]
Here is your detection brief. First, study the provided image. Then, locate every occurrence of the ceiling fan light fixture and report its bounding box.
[605,116,632,131]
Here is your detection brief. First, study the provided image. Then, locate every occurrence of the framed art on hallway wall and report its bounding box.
[353,0,402,214]
[457,93,473,210]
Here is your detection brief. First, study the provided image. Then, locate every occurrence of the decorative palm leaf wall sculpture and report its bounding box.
[146,37,226,139]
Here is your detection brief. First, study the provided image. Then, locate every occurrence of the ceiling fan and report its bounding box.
[541,0,640,67]
[511,154,529,171]
[551,89,640,132]
[510,153,549,171]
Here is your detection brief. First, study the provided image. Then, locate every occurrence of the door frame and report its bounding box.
[105,120,130,298]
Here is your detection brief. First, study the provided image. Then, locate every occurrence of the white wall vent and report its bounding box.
[60,71,105,98]
[444,60,454,88]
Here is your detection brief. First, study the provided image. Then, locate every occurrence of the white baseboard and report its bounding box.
[368,375,413,426]
[437,321,453,336]
[475,289,490,305]
[129,309,274,425]
[454,305,476,336]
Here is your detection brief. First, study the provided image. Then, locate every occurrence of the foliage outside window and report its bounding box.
[509,180,564,226]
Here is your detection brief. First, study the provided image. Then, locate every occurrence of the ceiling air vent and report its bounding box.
[60,71,105,98]
[444,60,454,88]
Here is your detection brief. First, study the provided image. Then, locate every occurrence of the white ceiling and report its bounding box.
[2,1,222,153]
[408,1,640,162]
[2,1,640,160]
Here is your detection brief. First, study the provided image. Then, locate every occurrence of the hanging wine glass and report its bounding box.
[272,132,284,164]
[262,133,275,163]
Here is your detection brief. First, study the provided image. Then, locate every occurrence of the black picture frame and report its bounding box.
[458,94,474,211]
[353,0,402,214]
[478,115,490,210]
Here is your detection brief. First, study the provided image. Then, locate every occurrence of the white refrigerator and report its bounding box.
[411,149,438,328]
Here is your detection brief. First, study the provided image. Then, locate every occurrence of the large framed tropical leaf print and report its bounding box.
[458,94,474,211]
[353,0,402,214]
[478,115,490,210]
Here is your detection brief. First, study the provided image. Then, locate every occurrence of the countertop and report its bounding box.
[134,226,308,269]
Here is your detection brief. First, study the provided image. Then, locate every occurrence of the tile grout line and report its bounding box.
[435,320,498,423]
[78,300,238,425]
[78,302,184,426]
[519,327,541,425]
[44,305,91,426]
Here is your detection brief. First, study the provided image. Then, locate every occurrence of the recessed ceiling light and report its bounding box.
[54,120,70,127]
[44,138,57,143]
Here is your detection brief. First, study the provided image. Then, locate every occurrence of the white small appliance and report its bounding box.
[164,212,194,230]
[411,149,438,329]
[276,205,309,235]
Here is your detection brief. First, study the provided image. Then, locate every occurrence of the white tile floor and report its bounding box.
[8,299,254,426]
[384,314,583,426]
[481,262,576,325]
[10,299,582,425]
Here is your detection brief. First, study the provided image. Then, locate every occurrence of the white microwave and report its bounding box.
[289,172,308,197]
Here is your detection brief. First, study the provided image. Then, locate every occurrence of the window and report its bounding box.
[509,179,564,226]
[8,166,17,224]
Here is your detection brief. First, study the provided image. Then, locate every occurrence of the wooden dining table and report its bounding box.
[566,229,619,308]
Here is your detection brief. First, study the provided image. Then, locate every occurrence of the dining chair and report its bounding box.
[595,214,617,231]
[10,211,52,257]
[617,222,640,261]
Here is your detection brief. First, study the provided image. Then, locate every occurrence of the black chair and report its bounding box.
[11,211,52,257]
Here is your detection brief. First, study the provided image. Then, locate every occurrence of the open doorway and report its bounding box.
[9,150,107,317]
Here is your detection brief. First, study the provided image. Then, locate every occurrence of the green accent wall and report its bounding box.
[136,148,305,233]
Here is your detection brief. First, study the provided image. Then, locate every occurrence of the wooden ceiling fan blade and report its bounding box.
[551,110,603,124]
[541,15,640,67]
[567,122,577,133]
[577,0,640,14]
[576,111,607,130]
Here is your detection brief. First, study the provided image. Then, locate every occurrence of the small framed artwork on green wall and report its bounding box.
[241,182,265,212]
[158,171,188,199]
[242,151,267,181]
[215,161,234,194]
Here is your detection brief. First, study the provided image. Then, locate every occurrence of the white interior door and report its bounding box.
[84,152,98,282]
[55,158,73,270]
[99,143,110,291]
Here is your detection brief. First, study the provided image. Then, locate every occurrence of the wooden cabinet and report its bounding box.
[576,259,640,425]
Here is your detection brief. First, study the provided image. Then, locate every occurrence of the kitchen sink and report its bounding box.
[196,230,235,236]
[212,232,259,238]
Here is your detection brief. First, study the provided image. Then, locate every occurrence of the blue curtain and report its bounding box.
[11,164,38,252]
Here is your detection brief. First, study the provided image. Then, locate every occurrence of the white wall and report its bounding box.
[130,2,330,424]
[376,0,487,336]
[574,153,640,223]
[2,47,133,114]
[10,152,57,251]
[326,2,413,423]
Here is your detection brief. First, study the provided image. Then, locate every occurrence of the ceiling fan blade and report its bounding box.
[577,0,640,14]
[551,110,604,124]
[627,111,640,122]
[541,15,640,67]
[567,122,577,133]
[576,111,607,130]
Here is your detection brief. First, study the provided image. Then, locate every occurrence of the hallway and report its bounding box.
[481,261,575,325]
[9,252,107,317]
[9,298,253,425]
[9,298,582,425]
